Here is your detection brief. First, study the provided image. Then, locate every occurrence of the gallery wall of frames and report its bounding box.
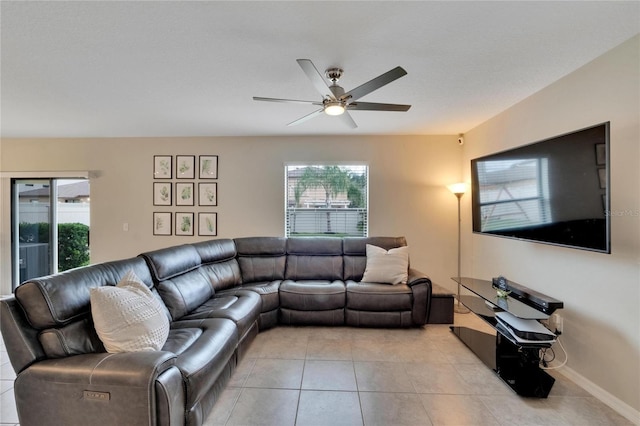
[152,155,218,237]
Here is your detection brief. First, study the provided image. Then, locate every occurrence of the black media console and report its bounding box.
[450,277,564,398]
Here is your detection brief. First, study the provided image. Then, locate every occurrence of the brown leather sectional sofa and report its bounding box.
[1,236,432,426]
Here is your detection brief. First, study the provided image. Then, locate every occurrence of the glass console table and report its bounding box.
[450,277,561,398]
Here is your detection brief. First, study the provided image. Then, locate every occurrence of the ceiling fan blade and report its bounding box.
[253,96,321,106]
[341,66,407,102]
[339,111,358,129]
[297,59,333,98]
[348,101,411,112]
[287,108,325,126]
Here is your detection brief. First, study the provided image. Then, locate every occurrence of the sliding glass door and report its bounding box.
[12,178,90,289]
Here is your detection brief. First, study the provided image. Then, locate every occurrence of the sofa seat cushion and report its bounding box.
[280,280,346,311]
[280,308,344,326]
[168,318,238,410]
[162,328,203,355]
[345,280,413,311]
[236,281,281,312]
[345,309,413,327]
[180,290,261,339]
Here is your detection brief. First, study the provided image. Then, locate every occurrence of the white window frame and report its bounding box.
[284,163,368,237]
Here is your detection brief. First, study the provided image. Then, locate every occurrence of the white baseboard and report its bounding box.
[557,366,640,425]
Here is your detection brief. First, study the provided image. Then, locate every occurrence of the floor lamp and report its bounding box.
[448,183,470,314]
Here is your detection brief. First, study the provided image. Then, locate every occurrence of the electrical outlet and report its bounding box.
[551,313,563,334]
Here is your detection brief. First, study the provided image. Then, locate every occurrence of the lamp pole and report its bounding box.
[449,183,470,314]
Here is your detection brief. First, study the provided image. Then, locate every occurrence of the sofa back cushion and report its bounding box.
[193,239,236,264]
[285,238,343,281]
[155,271,214,320]
[16,257,155,329]
[193,239,242,291]
[141,244,217,320]
[343,236,407,281]
[38,318,104,358]
[140,244,201,281]
[235,237,286,283]
[14,257,157,358]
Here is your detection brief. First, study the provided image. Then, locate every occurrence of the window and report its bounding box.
[12,178,90,288]
[476,159,550,231]
[285,164,368,237]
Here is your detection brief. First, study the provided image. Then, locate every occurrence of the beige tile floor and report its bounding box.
[0,313,633,426]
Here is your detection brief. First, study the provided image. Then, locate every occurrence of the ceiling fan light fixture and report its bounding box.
[253,59,410,127]
[324,101,345,116]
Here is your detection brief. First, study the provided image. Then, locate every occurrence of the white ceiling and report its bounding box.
[1,1,638,138]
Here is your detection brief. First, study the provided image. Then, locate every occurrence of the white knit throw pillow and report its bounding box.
[361,244,410,285]
[90,270,169,353]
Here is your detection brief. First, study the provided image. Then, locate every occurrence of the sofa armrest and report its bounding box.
[22,351,176,385]
[0,296,46,375]
[407,268,430,287]
[15,351,179,426]
[407,268,432,325]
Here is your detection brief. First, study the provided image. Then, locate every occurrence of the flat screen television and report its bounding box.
[471,122,610,253]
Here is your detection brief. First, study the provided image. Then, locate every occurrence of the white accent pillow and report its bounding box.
[361,244,410,285]
[90,270,169,353]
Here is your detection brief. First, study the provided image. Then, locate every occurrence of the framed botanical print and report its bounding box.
[175,212,194,236]
[198,213,217,236]
[199,155,218,179]
[153,212,172,235]
[176,182,195,206]
[198,182,217,206]
[153,182,172,206]
[176,155,195,179]
[154,155,172,179]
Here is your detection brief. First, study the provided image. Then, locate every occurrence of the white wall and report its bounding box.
[463,35,639,418]
[0,135,464,295]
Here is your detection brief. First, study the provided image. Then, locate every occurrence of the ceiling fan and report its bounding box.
[253,59,411,128]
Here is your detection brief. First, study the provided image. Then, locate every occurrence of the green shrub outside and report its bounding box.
[19,222,90,271]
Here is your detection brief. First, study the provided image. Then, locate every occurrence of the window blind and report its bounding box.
[285,164,368,237]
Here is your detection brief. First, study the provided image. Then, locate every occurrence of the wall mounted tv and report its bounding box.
[471,122,610,253]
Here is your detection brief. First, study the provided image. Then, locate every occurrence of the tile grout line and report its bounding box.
[292,338,308,426]
[352,354,367,426]
[221,356,257,426]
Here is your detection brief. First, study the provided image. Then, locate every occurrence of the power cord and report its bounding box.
[540,332,568,370]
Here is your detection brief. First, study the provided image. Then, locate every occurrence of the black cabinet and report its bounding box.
[450,277,562,398]
[495,333,555,397]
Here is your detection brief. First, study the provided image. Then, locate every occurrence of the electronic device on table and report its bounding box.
[495,311,556,344]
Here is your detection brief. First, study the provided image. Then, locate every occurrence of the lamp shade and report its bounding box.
[324,101,345,116]
[447,182,467,196]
